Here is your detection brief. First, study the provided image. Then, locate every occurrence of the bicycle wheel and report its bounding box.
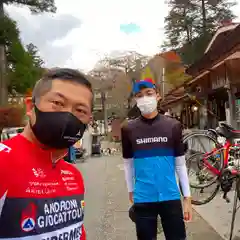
[185,152,221,205]
[183,131,220,158]
[236,176,240,200]
[179,179,219,205]
[187,151,223,188]
[183,132,224,176]
[191,183,220,205]
[229,178,239,240]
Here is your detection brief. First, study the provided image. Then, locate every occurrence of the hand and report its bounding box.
[129,192,133,204]
[183,197,192,222]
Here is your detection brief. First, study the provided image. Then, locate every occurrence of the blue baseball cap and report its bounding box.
[132,78,156,94]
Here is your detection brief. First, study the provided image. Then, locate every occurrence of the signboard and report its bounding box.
[211,76,226,90]
[236,99,240,121]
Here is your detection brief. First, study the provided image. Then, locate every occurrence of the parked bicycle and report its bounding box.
[184,123,240,240]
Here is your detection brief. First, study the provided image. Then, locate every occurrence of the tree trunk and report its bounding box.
[183,6,191,43]
[225,65,236,128]
[201,0,207,34]
[0,2,8,106]
[101,91,108,135]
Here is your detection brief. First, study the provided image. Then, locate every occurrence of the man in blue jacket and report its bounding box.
[121,78,192,240]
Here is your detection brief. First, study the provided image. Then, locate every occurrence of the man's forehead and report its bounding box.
[46,80,92,103]
[136,87,156,94]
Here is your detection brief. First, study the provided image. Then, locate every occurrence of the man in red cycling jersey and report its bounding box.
[0,68,93,239]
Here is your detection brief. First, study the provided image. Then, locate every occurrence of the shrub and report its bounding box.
[0,105,25,129]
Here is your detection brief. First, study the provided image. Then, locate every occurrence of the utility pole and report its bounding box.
[162,67,165,100]
[101,91,108,135]
[225,64,236,128]
[201,0,207,34]
[0,3,7,106]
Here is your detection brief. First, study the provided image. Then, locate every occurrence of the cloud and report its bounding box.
[4,0,240,71]
[6,4,81,67]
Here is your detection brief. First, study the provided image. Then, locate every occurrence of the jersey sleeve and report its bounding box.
[121,125,133,159]
[0,145,11,220]
[0,146,11,196]
[173,122,184,157]
[80,225,86,240]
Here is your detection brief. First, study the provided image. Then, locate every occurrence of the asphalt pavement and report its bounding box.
[77,155,223,240]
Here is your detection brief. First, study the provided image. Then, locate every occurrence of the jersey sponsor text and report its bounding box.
[38,199,83,228]
[136,137,168,144]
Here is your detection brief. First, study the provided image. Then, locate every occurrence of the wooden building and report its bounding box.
[161,22,240,129]
[185,22,240,129]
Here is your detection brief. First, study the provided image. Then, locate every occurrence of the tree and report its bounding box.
[0,105,24,129]
[163,0,237,65]
[165,65,191,86]
[0,0,56,105]
[162,1,198,50]
[2,14,44,94]
[26,43,44,67]
[89,66,128,134]
[99,51,150,108]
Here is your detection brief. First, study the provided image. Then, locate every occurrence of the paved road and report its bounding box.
[77,156,223,240]
[194,191,240,240]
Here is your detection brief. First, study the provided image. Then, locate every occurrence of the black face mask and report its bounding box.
[31,106,87,149]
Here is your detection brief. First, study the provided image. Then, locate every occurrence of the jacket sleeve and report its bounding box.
[173,123,191,197]
[0,145,11,218]
[80,225,86,240]
[173,122,185,157]
[121,125,134,193]
[121,125,133,159]
[77,171,86,240]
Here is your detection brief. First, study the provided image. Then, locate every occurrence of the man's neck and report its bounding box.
[22,124,67,161]
[142,110,159,119]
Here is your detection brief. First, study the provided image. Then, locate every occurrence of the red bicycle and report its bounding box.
[186,123,240,240]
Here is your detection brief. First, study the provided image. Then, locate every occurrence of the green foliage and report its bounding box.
[1,14,44,94]
[163,0,237,65]
[177,32,213,65]
[163,0,199,49]
[3,0,56,13]
[0,105,24,128]
[165,61,191,86]
[0,0,56,106]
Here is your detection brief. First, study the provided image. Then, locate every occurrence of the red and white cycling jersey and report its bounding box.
[0,134,86,240]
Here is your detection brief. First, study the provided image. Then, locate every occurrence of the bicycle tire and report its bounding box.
[229,179,239,240]
[179,152,220,205]
[236,177,240,200]
[187,152,223,188]
[183,131,219,155]
[191,184,220,205]
[179,181,220,205]
[183,132,224,185]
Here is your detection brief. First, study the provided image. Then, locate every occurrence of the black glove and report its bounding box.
[129,205,136,222]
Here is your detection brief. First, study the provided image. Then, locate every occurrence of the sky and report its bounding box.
[5,0,240,72]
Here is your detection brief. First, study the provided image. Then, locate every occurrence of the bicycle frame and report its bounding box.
[203,140,240,176]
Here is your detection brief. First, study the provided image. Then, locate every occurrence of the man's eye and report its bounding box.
[52,100,63,106]
[76,109,87,114]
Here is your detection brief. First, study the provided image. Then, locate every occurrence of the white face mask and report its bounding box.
[136,96,157,115]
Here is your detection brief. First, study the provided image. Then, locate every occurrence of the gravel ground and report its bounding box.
[78,155,223,240]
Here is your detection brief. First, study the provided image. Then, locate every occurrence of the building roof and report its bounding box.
[161,87,186,107]
[204,23,239,53]
[186,24,240,77]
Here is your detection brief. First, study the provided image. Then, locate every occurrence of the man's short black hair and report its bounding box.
[32,68,92,102]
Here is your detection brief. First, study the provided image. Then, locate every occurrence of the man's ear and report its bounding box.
[156,92,161,102]
[25,97,34,117]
